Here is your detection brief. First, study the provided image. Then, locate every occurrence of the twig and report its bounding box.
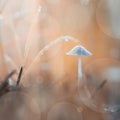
[23,35,78,78]
[0,70,16,95]
[16,66,23,86]
[91,79,107,99]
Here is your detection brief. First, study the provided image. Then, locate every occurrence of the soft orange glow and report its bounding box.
[0,0,120,120]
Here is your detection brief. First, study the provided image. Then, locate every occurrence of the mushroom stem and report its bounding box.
[78,57,82,87]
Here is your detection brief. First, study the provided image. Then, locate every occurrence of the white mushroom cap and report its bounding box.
[66,45,92,56]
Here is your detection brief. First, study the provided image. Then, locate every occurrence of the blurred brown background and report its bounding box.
[0,0,120,120]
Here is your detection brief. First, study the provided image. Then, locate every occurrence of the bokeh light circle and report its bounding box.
[79,58,120,113]
[96,0,120,39]
[47,102,83,120]
[0,91,40,120]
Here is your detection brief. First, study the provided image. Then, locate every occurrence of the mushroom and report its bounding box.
[66,45,92,88]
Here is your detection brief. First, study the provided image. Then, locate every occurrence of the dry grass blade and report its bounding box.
[23,9,39,67]
[16,66,23,86]
[23,35,78,78]
[0,70,16,96]
[91,79,107,99]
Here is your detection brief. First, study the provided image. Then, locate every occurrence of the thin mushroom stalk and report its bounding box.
[78,56,82,87]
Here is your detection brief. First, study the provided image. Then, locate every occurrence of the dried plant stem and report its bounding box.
[23,36,78,78]
[0,70,16,94]
[91,79,107,99]
[23,11,39,67]
[16,66,23,86]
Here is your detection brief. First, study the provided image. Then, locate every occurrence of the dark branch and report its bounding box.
[16,66,23,86]
[91,79,107,98]
[0,70,16,95]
